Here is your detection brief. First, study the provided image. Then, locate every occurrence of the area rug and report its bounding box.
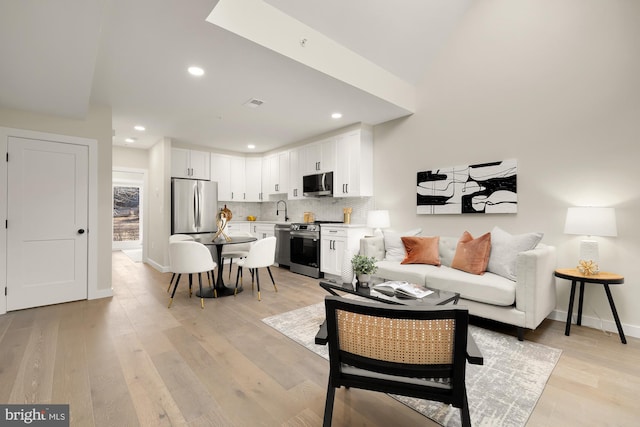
[262,302,562,427]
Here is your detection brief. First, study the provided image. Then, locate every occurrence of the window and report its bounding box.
[113,185,141,247]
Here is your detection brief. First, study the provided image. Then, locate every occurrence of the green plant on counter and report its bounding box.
[351,254,378,275]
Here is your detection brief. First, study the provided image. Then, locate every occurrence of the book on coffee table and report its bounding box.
[372,281,434,299]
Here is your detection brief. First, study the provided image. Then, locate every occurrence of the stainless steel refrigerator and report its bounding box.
[171,178,218,235]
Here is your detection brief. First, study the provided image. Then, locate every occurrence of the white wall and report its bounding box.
[146,138,172,271]
[0,105,113,296]
[373,0,640,332]
[113,145,149,170]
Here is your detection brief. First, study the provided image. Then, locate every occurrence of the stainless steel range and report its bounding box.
[289,221,345,278]
[289,223,322,278]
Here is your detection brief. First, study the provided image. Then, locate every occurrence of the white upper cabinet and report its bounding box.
[301,138,337,175]
[245,157,262,202]
[334,129,373,197]
[229,156,246,201]
[263,151,289,195]
[288,147,304,200]
[172,148,211,180]
[210,153,232,200]
[211,154,262,202]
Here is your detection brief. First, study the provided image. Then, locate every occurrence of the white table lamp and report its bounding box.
[367,210,390,236]
[564,207,617,268]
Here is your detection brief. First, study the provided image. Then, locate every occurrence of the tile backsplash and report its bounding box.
[224,197,375,224]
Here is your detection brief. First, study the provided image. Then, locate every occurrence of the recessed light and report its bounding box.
[134,125,145,131]
[247,144,256,149]
[188,66,204,76]
[331,112,343,119]
[125,138,136,143]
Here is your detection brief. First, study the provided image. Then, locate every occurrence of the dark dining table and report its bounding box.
[195,235,257,297]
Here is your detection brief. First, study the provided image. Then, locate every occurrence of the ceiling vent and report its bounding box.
[244,98,265,108]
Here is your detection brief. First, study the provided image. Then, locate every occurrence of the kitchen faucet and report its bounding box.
[276,200,289,222]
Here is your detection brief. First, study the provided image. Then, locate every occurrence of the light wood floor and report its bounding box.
[0,252,638,426]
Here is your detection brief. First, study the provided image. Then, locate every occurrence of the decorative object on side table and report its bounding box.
[212,204,232,242]
[564,206,617,272]
[351,253,378,287]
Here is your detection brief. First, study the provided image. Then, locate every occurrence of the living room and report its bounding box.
[1,0,639,425]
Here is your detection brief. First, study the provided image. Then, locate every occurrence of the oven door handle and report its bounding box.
[290,230,319,238]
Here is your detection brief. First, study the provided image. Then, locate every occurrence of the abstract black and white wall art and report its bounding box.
[417,159,517,214]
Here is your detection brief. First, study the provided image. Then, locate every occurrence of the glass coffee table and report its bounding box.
[315,280,460,345]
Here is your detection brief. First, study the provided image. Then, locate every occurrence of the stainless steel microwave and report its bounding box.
[303,172,333,197]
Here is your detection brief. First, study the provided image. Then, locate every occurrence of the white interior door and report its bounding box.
[6,136,89,311]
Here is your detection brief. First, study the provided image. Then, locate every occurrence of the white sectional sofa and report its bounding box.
[359,234,557,340]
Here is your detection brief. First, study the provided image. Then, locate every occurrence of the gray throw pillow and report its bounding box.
[487,226,543,281]
[383,228,422,262]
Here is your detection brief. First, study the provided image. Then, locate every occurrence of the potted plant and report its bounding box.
[351,254,378,287]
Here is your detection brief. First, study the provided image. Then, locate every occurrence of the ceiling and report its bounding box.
[0,0,471,153]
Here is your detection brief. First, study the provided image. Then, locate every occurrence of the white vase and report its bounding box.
[341,249,355,286]
[357,274,371,287]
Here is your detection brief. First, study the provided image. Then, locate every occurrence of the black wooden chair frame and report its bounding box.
[323,296,483,427]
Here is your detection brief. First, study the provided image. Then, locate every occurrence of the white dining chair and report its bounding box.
[221,232,253,280]
[168,241,218,308]
[235,236,277,301]
[167,234,195,292]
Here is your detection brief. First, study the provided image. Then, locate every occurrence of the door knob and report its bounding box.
[77,229,85,234]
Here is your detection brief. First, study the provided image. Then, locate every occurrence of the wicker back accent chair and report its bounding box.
[323,296,483,427]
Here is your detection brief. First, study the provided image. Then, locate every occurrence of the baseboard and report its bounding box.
[549,309,640,340]
[89,287,113,300]
[146,257,171,273]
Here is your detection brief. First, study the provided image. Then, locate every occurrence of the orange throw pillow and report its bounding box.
[401,236,441,266]
[451,231,491,275]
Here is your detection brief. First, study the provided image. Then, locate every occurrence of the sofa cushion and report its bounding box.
[375,260,433,286]
[438,236,458,267]
[374,261,516,306]
[488,226,543,281]
[425,266,516,306]
[451,231,491,275]
[383,228,422,261]
[401,236,441,266]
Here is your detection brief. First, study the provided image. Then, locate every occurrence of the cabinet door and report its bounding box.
[245,157,262,201]
[303,142,321,174]
[320,236,346,275]
[288,148,304,200]
[226,222,251,234]
[335,131,373,197]
[251,224,275,240]
[190,150,211,180]
[277,151,289,194]
[171,148,191,178]
[230,156,246,201]
[262,154,277,194]
[172,148,211,179]
[320,138,337,173]
[211,154,232,201]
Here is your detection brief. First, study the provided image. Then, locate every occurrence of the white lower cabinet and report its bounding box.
[250,223,275,240]
[320,226,368,277]
[225,221,251,235]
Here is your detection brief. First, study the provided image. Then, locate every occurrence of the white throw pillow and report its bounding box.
[383,228,422,262]
[487,226,543,281]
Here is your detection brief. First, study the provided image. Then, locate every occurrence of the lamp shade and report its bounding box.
[564,207,617,237]
[366,210,390,229]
